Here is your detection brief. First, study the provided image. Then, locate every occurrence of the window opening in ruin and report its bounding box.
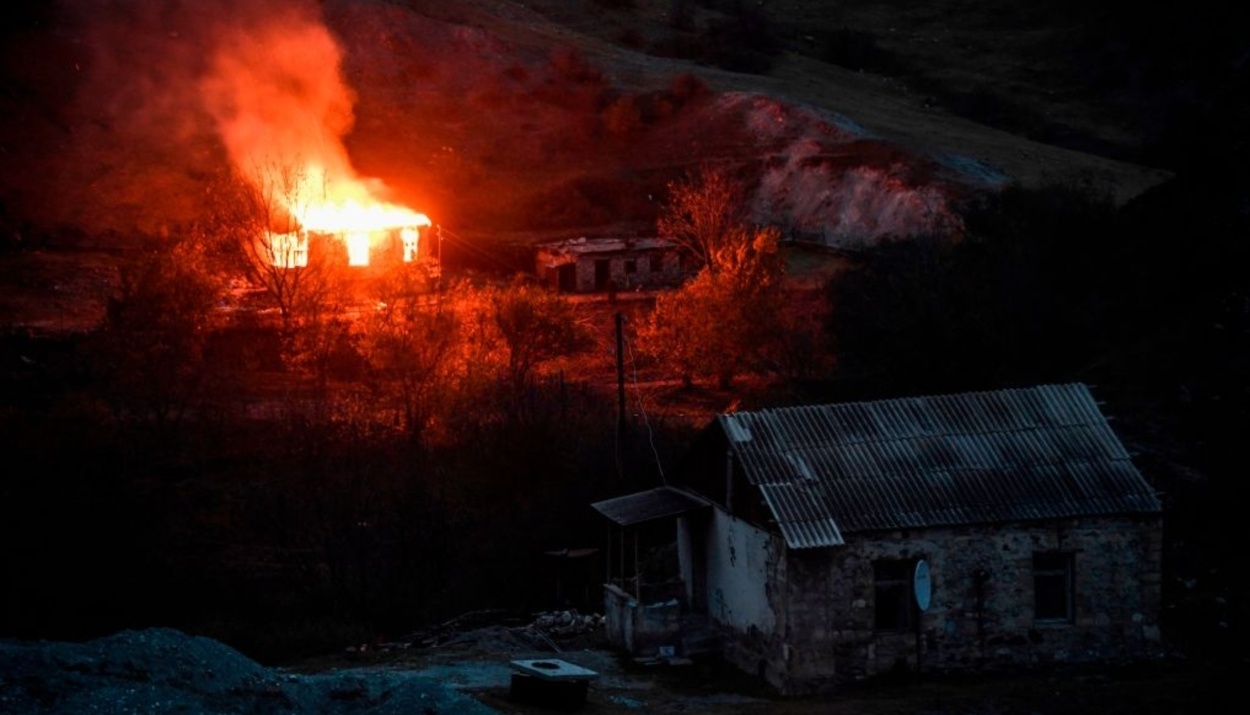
[1033,552,1074,622]
[874,558,915,631]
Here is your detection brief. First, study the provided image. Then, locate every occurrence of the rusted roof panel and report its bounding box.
[592,487,709,527]
[718,384,1161,549]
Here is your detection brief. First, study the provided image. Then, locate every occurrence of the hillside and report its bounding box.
[0,0,1244,690]
[0,0,1176,247]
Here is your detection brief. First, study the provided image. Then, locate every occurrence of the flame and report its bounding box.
[345,231,369,266]
[401,227,420,262]
[285,168,432,267]
[199,2,430,268]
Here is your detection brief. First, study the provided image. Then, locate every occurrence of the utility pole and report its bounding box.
[435,224,444,311]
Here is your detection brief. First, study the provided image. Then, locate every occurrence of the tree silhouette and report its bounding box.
[657,163,748,274]
[642,226,786,388]
[216,162,347,334]
[486,278,593,404]
[358,263,455,447]
[93,230,227,430]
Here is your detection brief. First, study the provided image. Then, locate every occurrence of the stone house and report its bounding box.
[593,384,1164,694]
[534,237,684,293]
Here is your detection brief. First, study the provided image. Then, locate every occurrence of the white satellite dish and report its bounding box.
[913,559,932,612]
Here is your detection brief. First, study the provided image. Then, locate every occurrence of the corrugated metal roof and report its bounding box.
[592,487,710,527]
[718,384,1162,549]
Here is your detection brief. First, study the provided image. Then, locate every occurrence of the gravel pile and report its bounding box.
[0,628,499,715]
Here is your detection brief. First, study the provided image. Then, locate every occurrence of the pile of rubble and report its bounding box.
[525,610,605,638]
[363,609,607,656]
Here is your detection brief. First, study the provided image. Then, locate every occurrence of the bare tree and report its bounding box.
[222,161,346,333]
[487,277,593,401]
[657,163,747,274]
[358,264,456,446]
[94,230,227,429]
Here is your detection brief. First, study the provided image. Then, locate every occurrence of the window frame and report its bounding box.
[873,558,918,632]
[1033,551,1075,623]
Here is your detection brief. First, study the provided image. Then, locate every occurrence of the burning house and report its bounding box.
[195,1,433,274]
[593,383,1164,694]
[535,237,685,293]
[265,223,430,269]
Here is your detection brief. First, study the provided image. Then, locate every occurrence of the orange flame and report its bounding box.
[200,3,429,267]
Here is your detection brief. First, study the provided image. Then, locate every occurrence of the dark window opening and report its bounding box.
[557,264,576,292]
[1033,552,1074,622]
[874,559,915,631]
[624,259,637,274]
[594,259,611,290]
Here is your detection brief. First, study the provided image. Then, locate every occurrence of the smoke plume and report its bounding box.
[60,0,396,229]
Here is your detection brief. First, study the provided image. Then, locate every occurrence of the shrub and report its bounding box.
[602,94,643,137]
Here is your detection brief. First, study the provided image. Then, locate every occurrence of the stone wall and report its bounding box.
[780,515,1164,690]
[568,250,682,292]
[698,511,1164,695]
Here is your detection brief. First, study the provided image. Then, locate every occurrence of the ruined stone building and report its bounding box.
[594,383,1164,694]
[535,237,684,293]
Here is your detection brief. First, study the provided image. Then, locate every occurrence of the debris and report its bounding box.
[386,610,606,655]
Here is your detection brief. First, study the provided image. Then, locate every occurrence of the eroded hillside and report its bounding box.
[0,0,1170,247]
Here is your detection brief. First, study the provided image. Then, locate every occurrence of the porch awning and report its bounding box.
[591,487,710,527]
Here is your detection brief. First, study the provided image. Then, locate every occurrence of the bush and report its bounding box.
[602,94,643,137]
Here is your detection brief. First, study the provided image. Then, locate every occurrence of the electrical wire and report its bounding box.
[622,328,666,485]
[436,226,517,271]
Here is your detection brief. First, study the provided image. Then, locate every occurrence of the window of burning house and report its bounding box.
[874,559,916,631]
[269,231,309,268]
[401,227,419,262]
[1033,552,1074,622]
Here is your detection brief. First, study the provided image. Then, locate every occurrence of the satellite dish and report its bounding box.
[913,559,932,612]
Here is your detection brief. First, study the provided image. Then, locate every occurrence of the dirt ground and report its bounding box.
[288,621,1230,715]
[0,623,1232,715]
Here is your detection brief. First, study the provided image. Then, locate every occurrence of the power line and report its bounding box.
[622,328,666,485]
[436,226,517,271]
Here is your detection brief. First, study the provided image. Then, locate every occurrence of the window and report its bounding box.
[1033,552,1074,622]
[874,559,915,631]
[594,259,611,290]
[269,231,308,268]
[624,259,637,274]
